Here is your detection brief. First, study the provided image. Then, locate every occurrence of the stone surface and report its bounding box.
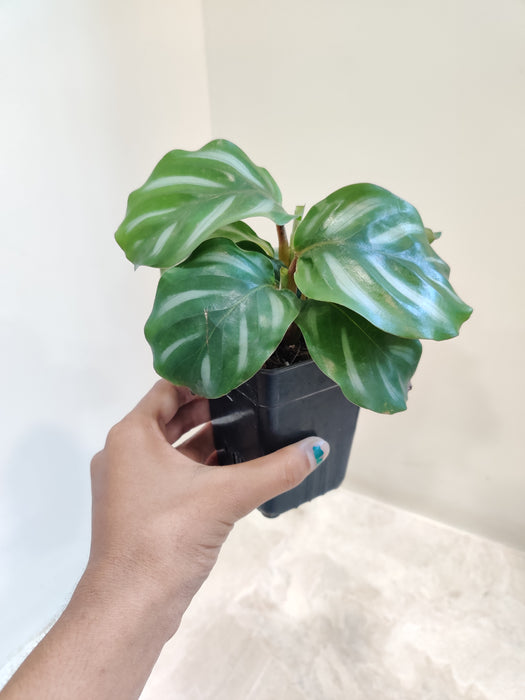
[141,490,525,700]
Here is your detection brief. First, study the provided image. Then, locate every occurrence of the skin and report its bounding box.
[1,380,329,699]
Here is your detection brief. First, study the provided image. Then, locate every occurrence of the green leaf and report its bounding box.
[208,221,274,257]
[296,300,422,413]
[116,139,293,268]
[144,239,301,397]
[293,184,472,340]
[425,227,442,244]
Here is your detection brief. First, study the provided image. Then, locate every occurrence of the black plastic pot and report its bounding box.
[209,359,359,517]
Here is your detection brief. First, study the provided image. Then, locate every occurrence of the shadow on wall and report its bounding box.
[0,426,91,671]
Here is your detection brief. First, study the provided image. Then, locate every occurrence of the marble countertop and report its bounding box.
[141,489,525,700]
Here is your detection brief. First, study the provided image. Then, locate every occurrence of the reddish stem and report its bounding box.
[276,224,290,265]
[287,255,298,294]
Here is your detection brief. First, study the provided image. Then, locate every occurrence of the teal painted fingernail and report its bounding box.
[313,444,325,465]
[300,437,330,471]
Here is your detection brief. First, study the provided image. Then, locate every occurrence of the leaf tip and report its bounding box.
[425,227,442,243]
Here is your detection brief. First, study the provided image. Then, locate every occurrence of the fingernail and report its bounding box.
[300,437,330,472]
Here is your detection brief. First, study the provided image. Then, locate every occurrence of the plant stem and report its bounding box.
[276,224,290,265]
[290,204,305,249]
[287,254,298,294]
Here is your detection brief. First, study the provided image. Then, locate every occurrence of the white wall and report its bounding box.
[0,0,210,673]
[202,0,525,548]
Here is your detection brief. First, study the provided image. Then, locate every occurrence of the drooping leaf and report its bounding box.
[144,239,300,397]
[116,139,293,268]
[296,299,422,413]
[208,221,274,257]
[293,184,472,340]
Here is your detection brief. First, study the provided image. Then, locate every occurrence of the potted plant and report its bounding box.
[115,139,472,516]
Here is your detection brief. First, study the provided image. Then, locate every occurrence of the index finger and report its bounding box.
[133,379,198,427]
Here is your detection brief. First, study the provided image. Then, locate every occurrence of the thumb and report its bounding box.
[220,437,330,519]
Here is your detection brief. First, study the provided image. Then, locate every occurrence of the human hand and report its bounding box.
[85,380,330,641]
[1,380,329,700]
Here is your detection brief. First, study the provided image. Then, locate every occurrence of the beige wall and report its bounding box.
[202,0,525,549]
[0,0,210,674]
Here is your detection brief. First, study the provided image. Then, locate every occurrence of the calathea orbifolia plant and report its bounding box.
[116,139,472,414]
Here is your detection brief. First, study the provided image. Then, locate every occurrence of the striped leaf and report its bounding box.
[144,239,301,397]
[208,221,274,257]
[115,139,293,268]
[293,184,472,340]
[296,300,422,414]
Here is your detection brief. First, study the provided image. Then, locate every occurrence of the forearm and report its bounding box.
[1,565,181,700]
